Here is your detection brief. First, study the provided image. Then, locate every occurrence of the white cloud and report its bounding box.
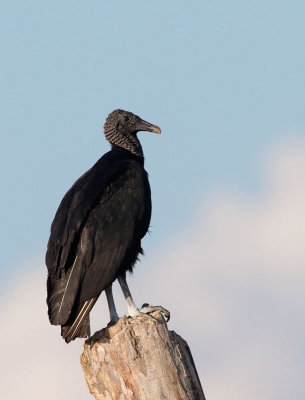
[1,142,305,400]
[0,267,91,400]
[137,142,305,400]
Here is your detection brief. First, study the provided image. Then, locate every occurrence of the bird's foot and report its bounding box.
[125,305,170,322]
[140,303,170,322]
[125,306,156,321]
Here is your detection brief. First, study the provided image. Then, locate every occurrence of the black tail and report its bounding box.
[61,296,98,343]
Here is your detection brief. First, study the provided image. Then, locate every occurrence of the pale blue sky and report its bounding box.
[2,1,304,280]
[1,2,305,398]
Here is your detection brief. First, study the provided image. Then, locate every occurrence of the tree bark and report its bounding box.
[80,311,206,400]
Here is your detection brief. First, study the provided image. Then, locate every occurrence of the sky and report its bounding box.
[1,1,305,399]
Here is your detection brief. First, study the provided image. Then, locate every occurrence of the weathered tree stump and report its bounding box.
[80,311,206,400]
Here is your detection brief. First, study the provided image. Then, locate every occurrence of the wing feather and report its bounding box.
[46,152,129,277]
[46,151,131,325]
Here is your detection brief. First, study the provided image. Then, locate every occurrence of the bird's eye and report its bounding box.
[124,115,129,122]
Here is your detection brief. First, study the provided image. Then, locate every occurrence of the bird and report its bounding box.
[46,109,169,343]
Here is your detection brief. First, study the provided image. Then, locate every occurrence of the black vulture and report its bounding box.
[46,109,169,343]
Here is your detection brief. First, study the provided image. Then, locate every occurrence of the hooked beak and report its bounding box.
[136,119,161,134]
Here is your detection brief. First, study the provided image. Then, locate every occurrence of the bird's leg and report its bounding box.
[105,285,119,323]
[118,276,170,321]
[117,275,144,318]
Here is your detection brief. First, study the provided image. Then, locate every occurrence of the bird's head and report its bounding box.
[104,109,161,157]
[105,109,161,136]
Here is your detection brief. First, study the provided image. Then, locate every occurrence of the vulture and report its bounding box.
[46,109,169,343]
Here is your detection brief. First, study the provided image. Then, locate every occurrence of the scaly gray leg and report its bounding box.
[118,276,170,321]
[105,284,119,323]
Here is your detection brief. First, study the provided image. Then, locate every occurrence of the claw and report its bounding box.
[118,276,170,324]
[125,308,156,321]
[138,311,156,321]
[140,303,170,322]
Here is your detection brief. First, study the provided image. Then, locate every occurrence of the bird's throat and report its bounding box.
[105,127,143,157]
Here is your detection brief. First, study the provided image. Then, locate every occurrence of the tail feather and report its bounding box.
[47,256,83,325]
[61,296,98,343]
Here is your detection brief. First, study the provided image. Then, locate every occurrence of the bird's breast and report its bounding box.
[97,161,151,238]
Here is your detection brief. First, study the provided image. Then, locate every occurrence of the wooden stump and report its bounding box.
[80,311,206,400]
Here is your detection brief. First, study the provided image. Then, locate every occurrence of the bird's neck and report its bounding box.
[110,144,145,163]
[105,127,143,158]
[119,133,143,158]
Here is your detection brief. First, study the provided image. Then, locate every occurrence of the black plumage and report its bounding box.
[46,109,161,342]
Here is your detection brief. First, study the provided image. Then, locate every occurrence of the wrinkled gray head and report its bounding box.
[104,109,161,157]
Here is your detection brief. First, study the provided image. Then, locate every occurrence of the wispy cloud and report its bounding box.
[139,142,305,400]
[0,268,90,400]
[1,142,305,400]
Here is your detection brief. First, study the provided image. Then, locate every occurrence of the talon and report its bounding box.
[125,308,156,321]
[140,304,170,322]
[138,311,156,321]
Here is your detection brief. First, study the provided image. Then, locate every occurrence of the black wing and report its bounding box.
[46,151,130,325]
[46,151,128,276]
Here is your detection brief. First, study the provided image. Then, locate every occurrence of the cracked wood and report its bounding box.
[80,311,206,400]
